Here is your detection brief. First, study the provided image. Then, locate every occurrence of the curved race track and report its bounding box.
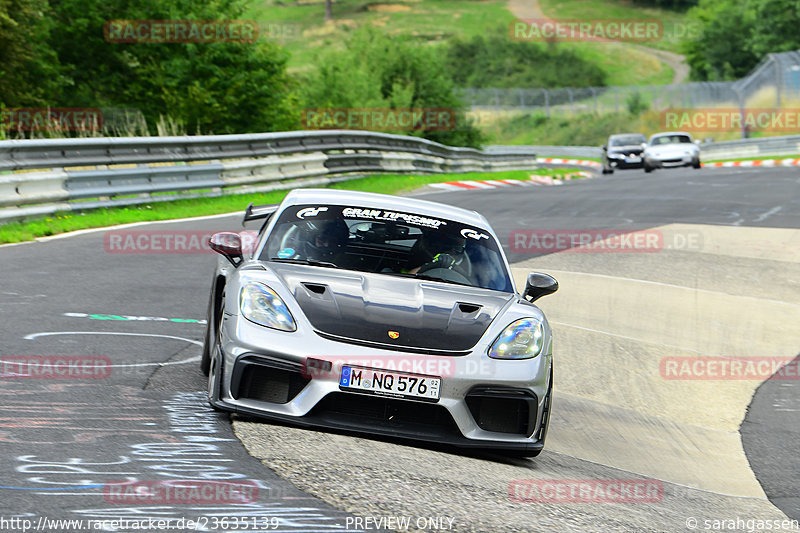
[0,165,798,532]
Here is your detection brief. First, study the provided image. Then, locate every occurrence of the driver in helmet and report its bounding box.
[407,232,470,277]
[303,219,349,263]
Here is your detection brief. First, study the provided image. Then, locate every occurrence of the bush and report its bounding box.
[443,26,607,89]
[302,27,485,148]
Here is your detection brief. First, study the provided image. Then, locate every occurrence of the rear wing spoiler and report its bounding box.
[243,203,279,226]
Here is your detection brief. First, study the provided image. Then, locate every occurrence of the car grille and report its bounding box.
[466,387,538,436]
[309,392,463,438]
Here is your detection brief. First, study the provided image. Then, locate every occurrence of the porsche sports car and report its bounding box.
[643,131,702,173]
[202,189,558,456]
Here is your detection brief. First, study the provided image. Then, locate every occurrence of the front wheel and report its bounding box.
[644,163,654,173]
[692,158,701,169]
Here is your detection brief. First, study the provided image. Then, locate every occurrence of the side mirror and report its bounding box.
[524,272,559,303]
[601,145,607,151]
[694,139,701,145]
[209,232,243,266]
[641,142,647,149]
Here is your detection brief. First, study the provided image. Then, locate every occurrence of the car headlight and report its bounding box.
[240,282,296,331]
[488,318,545,360]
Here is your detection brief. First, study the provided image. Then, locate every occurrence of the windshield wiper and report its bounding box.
[269,258,340,268]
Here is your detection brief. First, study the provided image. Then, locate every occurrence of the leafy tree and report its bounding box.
[46,0,299,134]
[303,27,485,147]
[683,0,800,81]
[0,0,64,106]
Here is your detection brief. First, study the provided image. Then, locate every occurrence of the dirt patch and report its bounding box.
[367,3,412,13]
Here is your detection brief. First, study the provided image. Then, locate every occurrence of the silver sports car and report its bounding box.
[202,189,558,456]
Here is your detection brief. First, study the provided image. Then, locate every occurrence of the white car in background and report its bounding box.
[643,131,701,173]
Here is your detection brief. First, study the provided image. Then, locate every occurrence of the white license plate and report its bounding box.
[626,155,641,162]
[339,366,441,402]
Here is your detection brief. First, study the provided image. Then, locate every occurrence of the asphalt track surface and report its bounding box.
[0,165,797,532]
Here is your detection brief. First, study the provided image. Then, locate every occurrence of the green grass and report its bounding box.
[249,0,517,74]
[249,0,682,85]
[0,168,579,244]
[482,110,664,146]
[537,0,697,54]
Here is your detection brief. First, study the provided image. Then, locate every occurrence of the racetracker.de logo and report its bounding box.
[103,20,258,43]
[104,230,257,254]
[510,19,662,42]
[301,108,457,132]
[509,479,663,503]
[662,108,800,133]
[0,356,112,379]
[660,356,800,380]
[103,480,259,504]
[1,108,102,131]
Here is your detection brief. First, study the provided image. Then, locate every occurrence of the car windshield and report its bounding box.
[261,204,513,292]
[651,134,692,145]
[610,135,645,146]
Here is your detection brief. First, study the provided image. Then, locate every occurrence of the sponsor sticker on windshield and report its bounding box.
[342,207,446,229]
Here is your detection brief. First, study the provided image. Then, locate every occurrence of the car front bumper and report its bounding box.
[209,313,552,452]
[645,154,697,168]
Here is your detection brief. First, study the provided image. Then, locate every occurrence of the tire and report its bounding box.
[206,304,226,411]
[692,158,701,169]
[644,163,654,173]
[201,280,224,376]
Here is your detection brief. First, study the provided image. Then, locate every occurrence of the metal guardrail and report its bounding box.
[0,131,550,223]
[699,135,800,160]
[487,145,602,159]
[491,134,800,162]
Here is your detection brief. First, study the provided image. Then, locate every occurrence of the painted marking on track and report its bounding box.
[23,332,202,367]
[63,312,206,324]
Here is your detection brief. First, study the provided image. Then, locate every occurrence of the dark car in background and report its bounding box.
[601,133,648,174]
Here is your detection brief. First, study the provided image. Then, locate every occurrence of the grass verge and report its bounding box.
[0,168,580,245]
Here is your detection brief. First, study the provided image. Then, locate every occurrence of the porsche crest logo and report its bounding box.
[387,330,400,339]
